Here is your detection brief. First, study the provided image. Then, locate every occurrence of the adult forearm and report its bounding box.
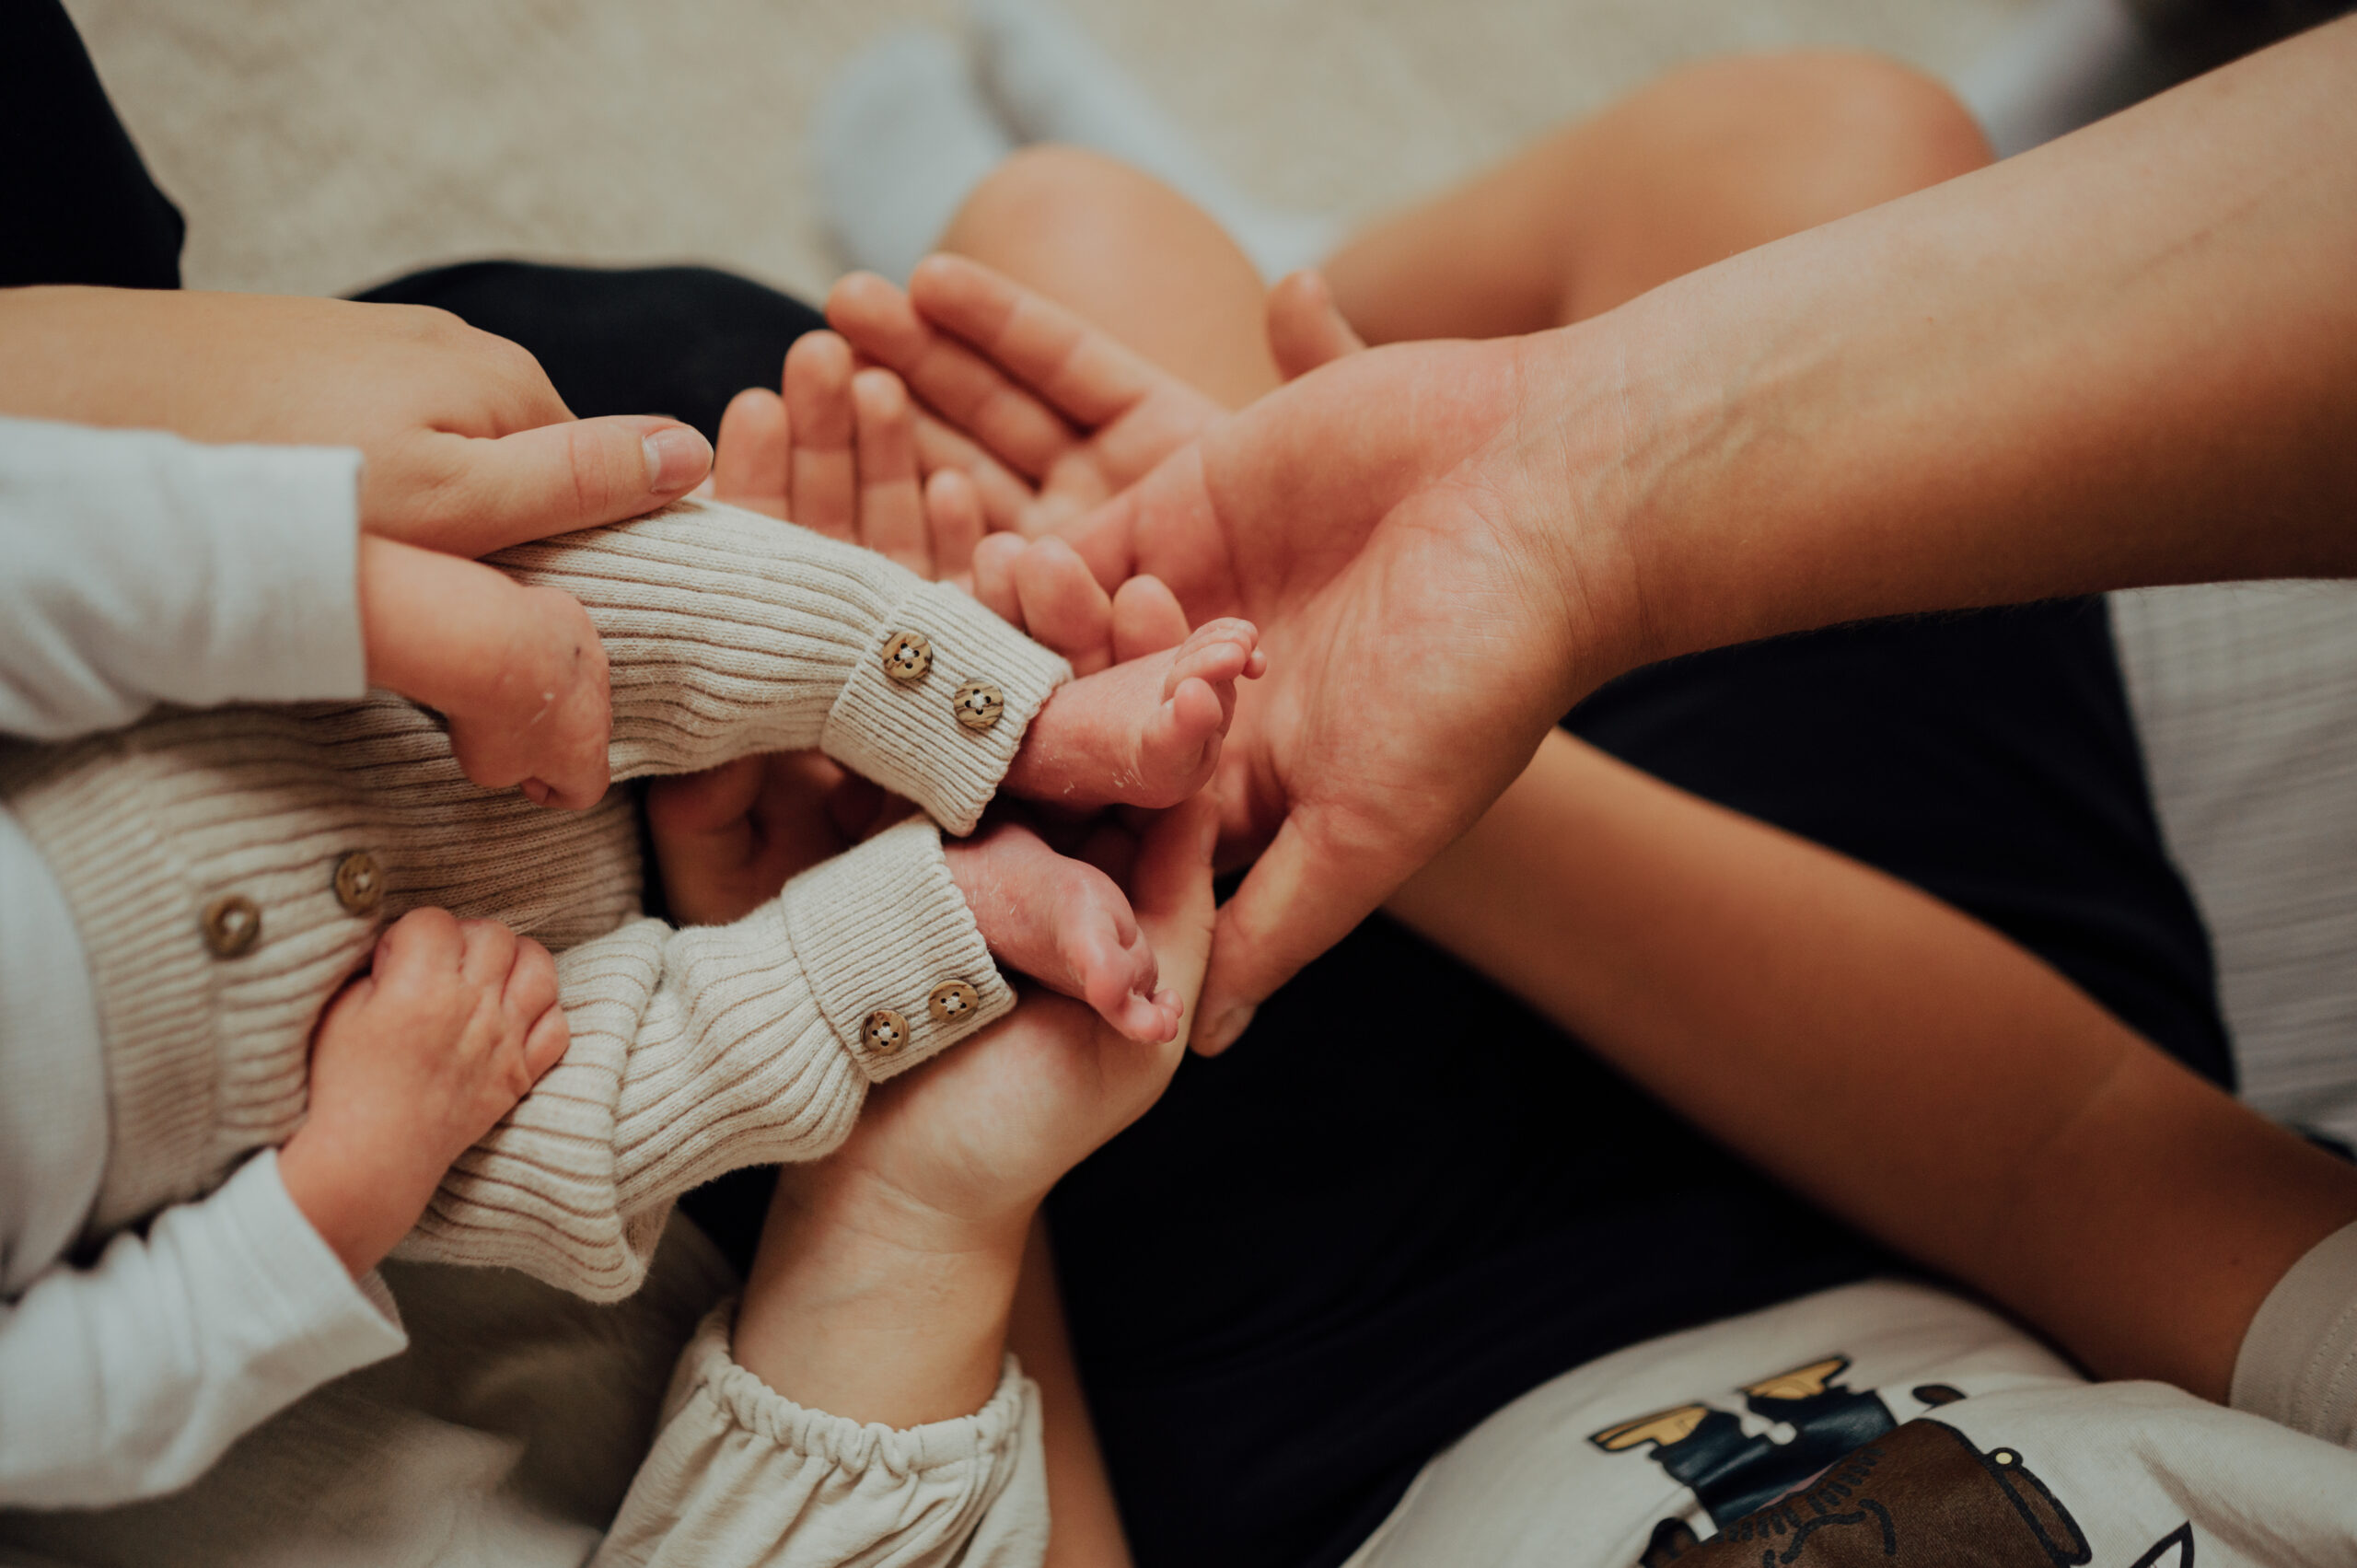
[1387,733,2357,1399]
[1542,17,2357,670]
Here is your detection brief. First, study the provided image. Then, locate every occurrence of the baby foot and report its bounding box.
[943,820,1181,1042]
[1003,618,1265,810]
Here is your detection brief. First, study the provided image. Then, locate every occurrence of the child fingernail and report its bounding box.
[643,425,713,492]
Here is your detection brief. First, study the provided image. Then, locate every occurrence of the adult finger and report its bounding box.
[907,255,1164,431]
[371,415,711,555]
[851,367,931,575]
[1193,807,1399,1055]
[784,331,858,539]
[713,386,790,518]
[925,469,986,583]
[828,269,1083,482]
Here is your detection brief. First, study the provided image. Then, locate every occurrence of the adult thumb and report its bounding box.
[366,414,712,556]
[1193,808,1397,1056]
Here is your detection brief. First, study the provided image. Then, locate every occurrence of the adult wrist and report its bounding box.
[1501,322,1675,705]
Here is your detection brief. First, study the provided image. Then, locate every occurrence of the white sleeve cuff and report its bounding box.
[2231,1218,2357,1447]
[198,1149,410,1376]
[0,418,366,738]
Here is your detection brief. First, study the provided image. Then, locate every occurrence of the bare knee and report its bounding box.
[938,144,1276,406]
[942,145,1183,265]
[1681,51,1993,203]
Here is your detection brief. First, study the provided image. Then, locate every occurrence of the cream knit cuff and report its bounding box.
[404,819,1006,1300]
[500,500,1070,835]
[823,578,1069,836]
[781,815,1013,1083]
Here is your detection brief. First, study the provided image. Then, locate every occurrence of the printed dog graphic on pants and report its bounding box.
[1589,1355,2194,1566]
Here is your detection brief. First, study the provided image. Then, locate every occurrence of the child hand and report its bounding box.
[646,750,899,927]
[710,330,985,587]
[359,535,613,809]
[278,909,571,1277]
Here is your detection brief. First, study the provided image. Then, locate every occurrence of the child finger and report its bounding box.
[1110,575,1193,662]
[851,367,931,575]
[971,532,1027,628]
[784,331,858,539]
[925,469,986,582]
[1015,537,1117,672]
[914,412,1041,536]
[713,386,790,518]
[521,1001,572,1082]
[502,936,562,1032]
[376,906,465,981]
[456,917,521,989]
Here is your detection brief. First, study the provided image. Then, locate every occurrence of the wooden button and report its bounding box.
[861,1007,911,1056]
[928,980,981,1025]
[881,632,933,684]
[201,894,262,958]
[332,850,385,915]
[953,681,1004,732]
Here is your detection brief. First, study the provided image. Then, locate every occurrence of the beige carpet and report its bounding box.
[64,0,2031,305]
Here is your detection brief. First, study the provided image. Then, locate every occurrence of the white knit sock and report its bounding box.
[1952,0,2175,158]
[965,0,1340,282]
[816,29,1016,283]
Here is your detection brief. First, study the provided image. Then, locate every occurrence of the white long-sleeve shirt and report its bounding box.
[0,415,403,1505]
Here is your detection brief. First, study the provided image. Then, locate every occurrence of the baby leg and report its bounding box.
[943,820,1181,1042]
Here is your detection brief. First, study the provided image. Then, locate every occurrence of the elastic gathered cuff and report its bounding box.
[2232,1218,2357,1446]
[689,1300,1032,1473]
[824,578,1070,836]
[780,816,1012,1082]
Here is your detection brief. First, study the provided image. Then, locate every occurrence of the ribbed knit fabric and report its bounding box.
[0,497,1059,1297]
[595,1302,1046,1568]
[404,819,1011,1298]
[500,500,1070,834]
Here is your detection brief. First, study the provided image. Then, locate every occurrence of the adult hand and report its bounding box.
[826,258,1226,542]
[827,257,1630,1053]
[0,285,713,554]
[1074,333,1632,1052]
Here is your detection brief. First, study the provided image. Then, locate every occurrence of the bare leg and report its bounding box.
[938,144,1282,407]
[943,53,1991,383]
[1323,52,1993,340]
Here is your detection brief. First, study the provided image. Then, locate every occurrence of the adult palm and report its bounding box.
[1075,334,1633,1051]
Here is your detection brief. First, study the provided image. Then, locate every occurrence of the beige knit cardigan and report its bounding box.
[0,498,1071,1302]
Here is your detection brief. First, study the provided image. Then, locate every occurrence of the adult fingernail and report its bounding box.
[643,425,713,492]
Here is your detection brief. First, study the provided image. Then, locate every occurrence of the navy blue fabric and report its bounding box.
[354,261,826,446]
[0,0,183,290]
